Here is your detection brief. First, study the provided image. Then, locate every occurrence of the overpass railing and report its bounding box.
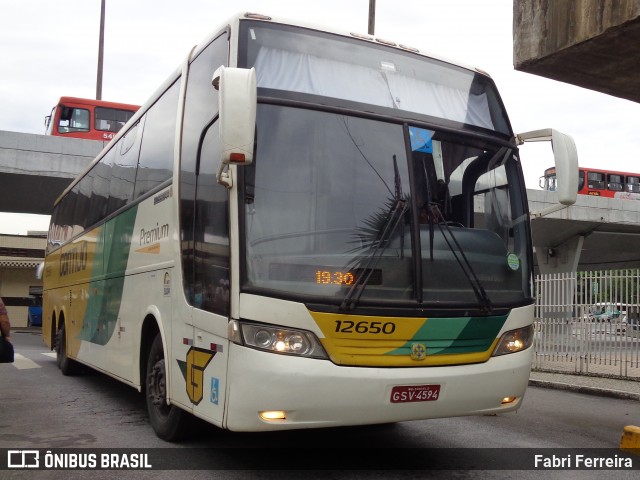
[533,270,640,379]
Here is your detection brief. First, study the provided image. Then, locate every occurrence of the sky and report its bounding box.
[1,0,639,234]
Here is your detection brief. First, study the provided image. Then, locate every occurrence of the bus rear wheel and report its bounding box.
[146,333,190,441]
[56,322,80,376]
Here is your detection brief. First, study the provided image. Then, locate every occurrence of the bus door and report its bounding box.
[175,120,231,427]
[175,32,231,424]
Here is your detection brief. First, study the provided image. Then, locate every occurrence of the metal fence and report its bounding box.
[533,270,640,379]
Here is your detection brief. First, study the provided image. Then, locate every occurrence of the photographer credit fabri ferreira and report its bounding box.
[534,453,634,470]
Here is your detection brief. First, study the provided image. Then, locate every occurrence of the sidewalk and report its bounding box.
[529,370,640,401]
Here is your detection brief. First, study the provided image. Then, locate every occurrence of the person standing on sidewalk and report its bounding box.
[0,296,14,362]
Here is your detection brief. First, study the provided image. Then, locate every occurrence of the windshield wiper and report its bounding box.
[427,202,493,314]
[341,155,407,311]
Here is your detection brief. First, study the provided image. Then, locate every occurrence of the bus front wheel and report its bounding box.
[146,333,190,441]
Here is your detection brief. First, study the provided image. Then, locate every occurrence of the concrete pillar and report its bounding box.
[536,234,584,275]
[535,235,584,321]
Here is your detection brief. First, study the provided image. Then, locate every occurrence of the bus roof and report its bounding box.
[56,96,140,111]
[193,12,494,79]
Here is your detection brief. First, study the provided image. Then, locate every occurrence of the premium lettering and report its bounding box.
[140,223,170,246]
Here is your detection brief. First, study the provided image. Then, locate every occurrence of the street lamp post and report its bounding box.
[368,0,376,35]
[96,0,105,100]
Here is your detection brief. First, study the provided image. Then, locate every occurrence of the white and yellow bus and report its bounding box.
[42,12,578,441]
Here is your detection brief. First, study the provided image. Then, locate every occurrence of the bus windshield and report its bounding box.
[242,105,530,310]
[241,21,512,135]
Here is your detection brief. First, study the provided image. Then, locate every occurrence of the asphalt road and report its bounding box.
[1,330,639,479]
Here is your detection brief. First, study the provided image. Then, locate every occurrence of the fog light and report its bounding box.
[259,410,287,421]
[501,396,517,405]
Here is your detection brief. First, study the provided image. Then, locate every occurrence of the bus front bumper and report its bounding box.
[223,343,533,432]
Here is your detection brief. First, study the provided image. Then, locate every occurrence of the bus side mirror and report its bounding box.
[517,128,578,206]
[538,175,546,190]
[212,66,257,187]
[35,262,44,280]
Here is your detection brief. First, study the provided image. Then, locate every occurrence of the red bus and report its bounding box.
[541,166,640,199]
[45,97,139,141]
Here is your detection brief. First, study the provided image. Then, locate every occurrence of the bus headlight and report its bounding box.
[492,325,534,356]
[229,320,328,359]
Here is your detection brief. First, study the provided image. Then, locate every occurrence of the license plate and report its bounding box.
[390,384,440,403]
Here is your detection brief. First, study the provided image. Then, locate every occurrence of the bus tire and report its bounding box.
[146,333,190,441]
[56,322,80,376]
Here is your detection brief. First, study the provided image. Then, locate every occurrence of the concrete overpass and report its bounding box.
[2,130,640,275]
[514,0,640,103]
[0,130,103,215]
[528,189,640,273]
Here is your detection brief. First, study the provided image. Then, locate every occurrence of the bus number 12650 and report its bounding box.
[334,320,396,334]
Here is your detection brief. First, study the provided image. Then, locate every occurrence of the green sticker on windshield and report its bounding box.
[507,253,520,271]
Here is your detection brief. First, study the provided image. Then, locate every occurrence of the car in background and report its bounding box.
[27,297,42,327]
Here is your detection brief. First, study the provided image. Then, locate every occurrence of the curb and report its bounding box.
[13,328,42,336]
[529,379,640,401]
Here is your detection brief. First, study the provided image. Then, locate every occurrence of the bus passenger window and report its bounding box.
[587,172,605,190]
[134,81,179,199]
[607,174,623,191]
[627,176,640,193]
[95,106,135,133]
[109,120,141,211]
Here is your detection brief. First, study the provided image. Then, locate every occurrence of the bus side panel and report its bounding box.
[44,186,183,386]
[42,227,104,358]
[44,206,141,375]
[41,289,53,349]
[112,268,173,384]
[188,309,229,429]
[119,184,204,415]
[84,222,138,380]
[71,209,137,374]
[72,187,177,384]
[119,186,177,387]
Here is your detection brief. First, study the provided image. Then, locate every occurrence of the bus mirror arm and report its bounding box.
[517,128,579,207]
[212,65,257,188]
[216,161,233,188]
